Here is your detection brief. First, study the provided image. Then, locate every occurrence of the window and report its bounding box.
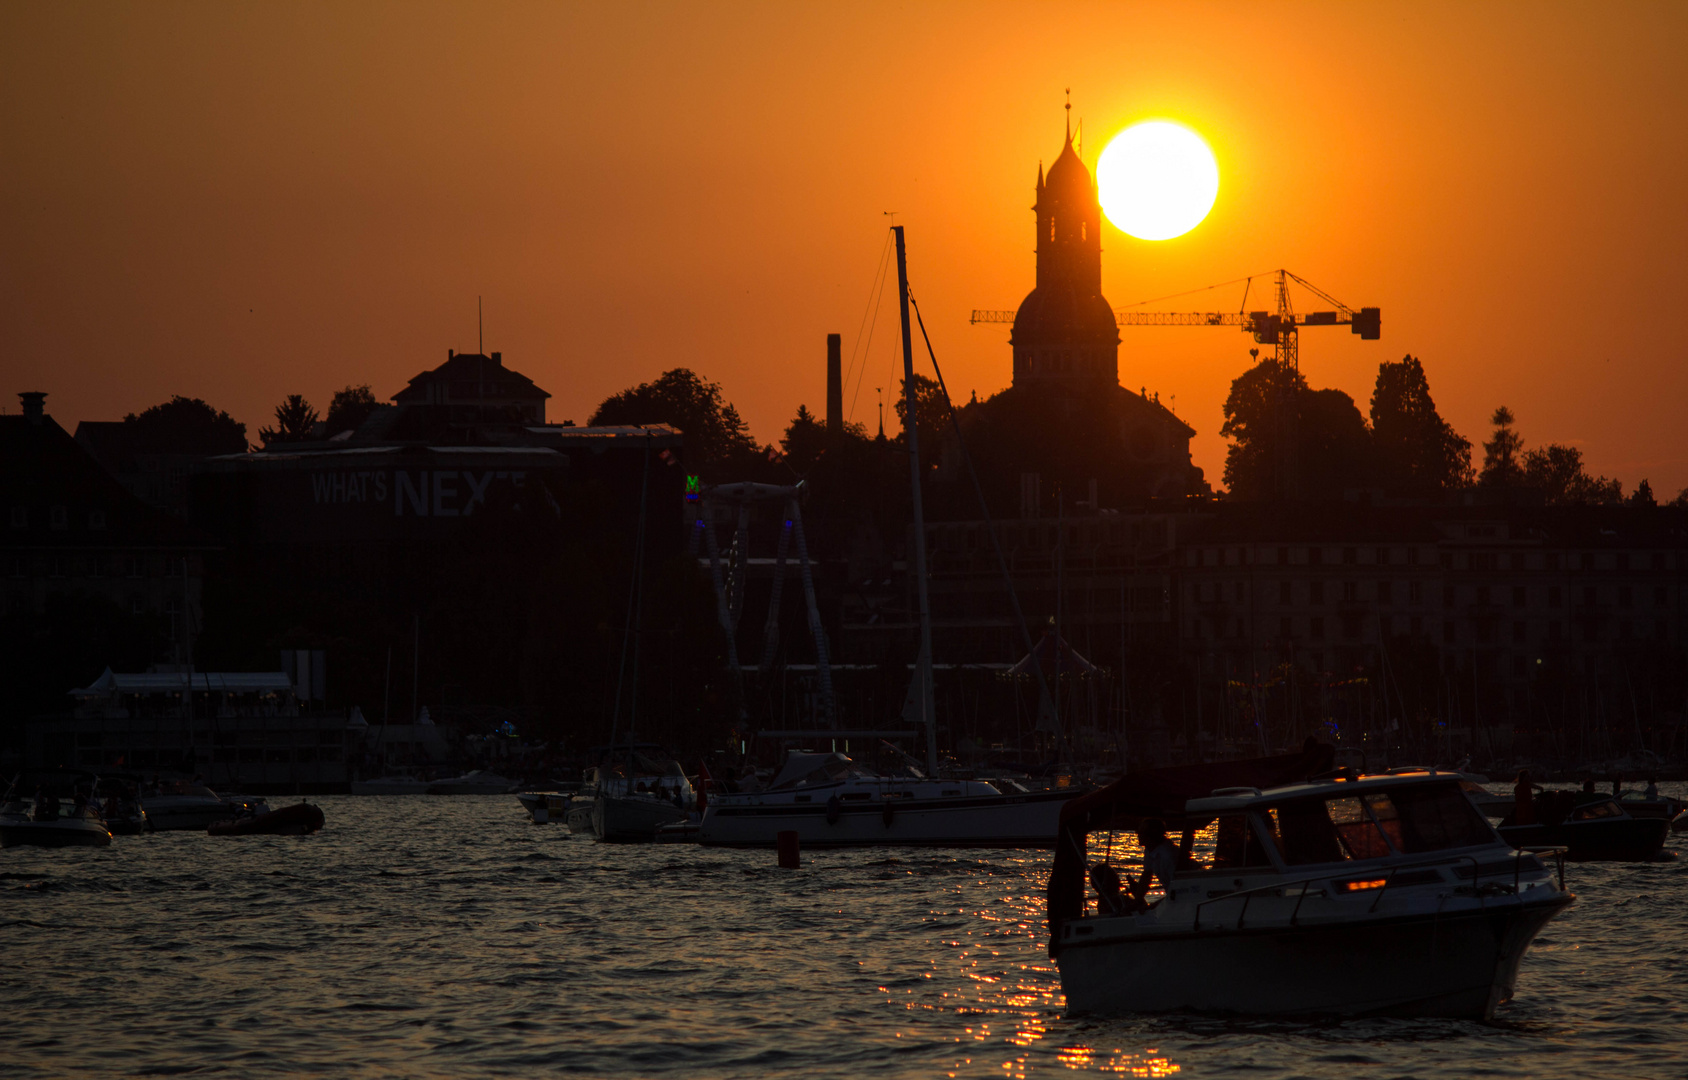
[1309,581,1324,604]
[1389,783,1494,851]
[49,505,68,530]
[1509,553,1523,571]
[1407,547,1420,566]
[1310,616,1325,640]
[1342,581,1357,603]
[1378,581,1392,604]
[1409,581,1423,605]
[8,506,24,529]
[1513,586,1526,607]
[1211,813,1275,869]
[1377,547,1391,566]
[1280,616,1293,638]
[1277,546,1289,565]
[1343,547,1357,565]
[1310,548,1323,566]
[1616,553,1630,571]
[1657,587,1669,607]
[1443,585,1456,607]
[1619,587,1633,609]
[1280,580,1292,605]
[1410,615,1422,636]
[1443,621,1456,644]
[1513,620,1526,643]
[1549,621,1562,641]
[1549,586,1562,608]
[1476,586,1490,606]
[126,556,143,578]
[1584,586,1597,606]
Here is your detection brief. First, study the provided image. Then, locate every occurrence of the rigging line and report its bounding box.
[1117,271,1276,310]
[845,231,894,423]
[852,244,893,424]
[908,292,1070,763]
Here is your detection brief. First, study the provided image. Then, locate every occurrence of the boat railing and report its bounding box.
[1192,848,1555,932]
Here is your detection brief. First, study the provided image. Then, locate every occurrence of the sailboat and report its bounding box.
[698,226,1082,848]
[590,435,695,842]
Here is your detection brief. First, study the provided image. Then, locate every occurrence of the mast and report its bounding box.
[893,226,939,777]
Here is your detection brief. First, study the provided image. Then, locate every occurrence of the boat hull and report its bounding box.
[143,801,232,832]
[592,795,690,842]
[1056,897,1569,1020]
[700,789,1075,848]
[207,803,325,836]
[0,819,113,848]
[565,797,597,834]
[1499,817,1669,861]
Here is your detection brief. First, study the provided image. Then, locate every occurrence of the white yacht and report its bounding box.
[1,790,112,848]
[426,770,521,795]
[1049,768,1573,1019]
[699,751,1077,848]
[350,775,431,795]
[142,780,260,831]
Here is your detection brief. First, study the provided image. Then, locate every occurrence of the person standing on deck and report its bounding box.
[1514,770,1536,827]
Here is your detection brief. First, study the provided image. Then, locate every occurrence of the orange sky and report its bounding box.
[5,2,1686,496]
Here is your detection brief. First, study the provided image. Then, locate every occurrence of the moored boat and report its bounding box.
[350,775,431,795]
[699,751,1077,848]
[141,779,246,831]
[426,770,520,795]
[208,801,325,836]
[1499,791,1669,861]
[1048,749,1573,1020]
[1,786,112,849]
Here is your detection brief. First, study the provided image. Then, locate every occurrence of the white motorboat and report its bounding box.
[700,751,1077,848]
[426,770,521,795]
[1048,758,1573,1020]
[350,775,432,795]
[515,791,576,823]
[593,792,692,842]
[142,780,245,831]
[1,796,111,848]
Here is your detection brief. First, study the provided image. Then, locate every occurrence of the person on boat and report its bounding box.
[1089,862,1126,915]
[1645,777,1659,799]
[1128,818,1179,909]
[1513,770,1537,827]
[1612,775,1623,797]
[1582,778,1596,795]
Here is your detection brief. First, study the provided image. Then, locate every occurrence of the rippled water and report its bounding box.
[4,788,1685,1078]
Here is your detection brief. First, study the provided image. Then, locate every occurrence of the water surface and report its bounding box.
[4,788,1683,1078]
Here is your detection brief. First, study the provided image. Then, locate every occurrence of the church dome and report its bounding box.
[1042,138,1092,200]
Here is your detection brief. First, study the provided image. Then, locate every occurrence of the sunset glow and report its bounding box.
[1096,121,1220,241]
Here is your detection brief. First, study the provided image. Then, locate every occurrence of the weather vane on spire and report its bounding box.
[1064,88,1071,141]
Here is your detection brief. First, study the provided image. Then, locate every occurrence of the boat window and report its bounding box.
[1363,793,1405,852]
[1326,796,1393,860]
[1390,782,1497,851]
[1264,798,1346,865]
[1210,812,1273,869]
[1570,800,1623,821]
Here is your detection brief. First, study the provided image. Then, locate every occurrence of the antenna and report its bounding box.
[1064,88,1071,141]
[478,296,483,355]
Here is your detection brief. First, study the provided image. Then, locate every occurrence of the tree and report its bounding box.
[325,384,379,435]
[122,396,247,454]
[1478,407,1524,488]
[259,394,319,445]
[892,373,952,452]
[1628,479,1657,508]
[1219,357,1305,499]
[1369,355,1472,494]
[779,405,828,473]
[1520,444,1623,505]
[589,368,759,475]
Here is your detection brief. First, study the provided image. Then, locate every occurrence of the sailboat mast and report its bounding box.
[893,226,940,777]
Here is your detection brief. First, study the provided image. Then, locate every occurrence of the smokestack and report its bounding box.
[826,333,842,438]
[19,391,46,423]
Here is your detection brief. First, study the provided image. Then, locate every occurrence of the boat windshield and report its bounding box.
[149,780,218,798]
[1570,799,1624,820]
[1263,782,1495,865]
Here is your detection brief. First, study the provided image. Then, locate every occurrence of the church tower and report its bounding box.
[1009,113,1120,389]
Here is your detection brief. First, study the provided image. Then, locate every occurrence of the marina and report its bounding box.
[2,788,1683,1079]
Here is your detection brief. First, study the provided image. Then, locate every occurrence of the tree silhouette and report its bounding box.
[892,373,951,454]
[259,394,319,445]
[122,396,248,454]
[1369,355,1472,494]
[1628,479,1657,507]
[325,384,379,435]
[1478,407,1523,488]
[1219,356,1306,499]
[589,368,759,477]
[1521,444,1623,505]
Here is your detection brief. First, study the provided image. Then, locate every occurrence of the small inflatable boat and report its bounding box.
[207,801,325,836]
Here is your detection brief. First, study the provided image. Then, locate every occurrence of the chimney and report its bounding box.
[19,391,46,423]
[826,333,843,438]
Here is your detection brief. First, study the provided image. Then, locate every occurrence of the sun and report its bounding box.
[1096,121,1219,241]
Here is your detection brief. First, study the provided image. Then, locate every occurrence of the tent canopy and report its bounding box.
[1006,629,1098,678]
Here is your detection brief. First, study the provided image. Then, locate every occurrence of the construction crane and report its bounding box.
[970,268,1379,370]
